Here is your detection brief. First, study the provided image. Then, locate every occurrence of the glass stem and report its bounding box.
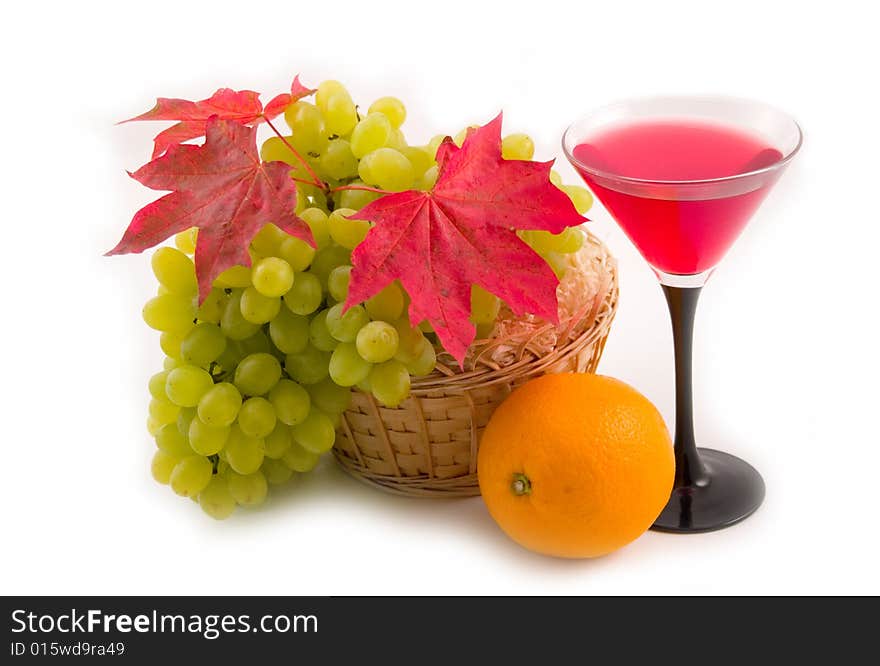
[662,285,709,489]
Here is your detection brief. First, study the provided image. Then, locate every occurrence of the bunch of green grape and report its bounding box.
[140,80,593,519]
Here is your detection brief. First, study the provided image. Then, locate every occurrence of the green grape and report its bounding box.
[323,410,342,428]
[234,353,282,396]
[226,470,268,506]
[282,442,320,472]
[284,346,331,385]
[159,331,183,359]
[419,165,439,190]
[252,256,294,297]
[386,128,407,151]
[406,340,437,377]
[427,134,447,158]
[360,148,414,191]
[368,96,406,129]
[197,382,242,427]
[501,133,535,160]
[400,146,432,178]
[239,331,272,356]
[165,365,214,407]
[309,245,351,287]
[197,288,226,324]
[262,457,293,485]
[561,184,594,214]
[163,356,182,370]
[543,251,569,278]
[470,285,501,325]
[549,170,563,186]
[225,425,265,475]
[155,423,192,457]
[148,371,170,400]
[308,377,353,414]
[337,180,381,211]
[283,272,323,315]
[177,407,197,436]
[357,155,374,190]
[365,282,405,321]
[215,265,252,289]
[215,340,244,373]
[221,290,260,340]
[188,416,229,456]
[327,265,352,302]
[300,208,331,249]
[147,416,162,436]
[325,302,369,342]
[152,447,182,482]
[283,101,328,155]
[329,343,372,387]
[268,307,310,354]
[327,208,371,250]
[309,310,339,352]
[143,294,196,334]
[157,284,171,296]
[356,321,400,363]
[475,322,494,339]
[321,93,358,136]
[174,228,198,254]
[170,456,213,497]
[264,422,293,458]
[355,376,372,393]
[269,379,311,425]
[152,247,197,296]
[260,135,300,166]
[319,138,359,180]
[555,227,585,254]
[250,223,285,256]
[180,323,226,366]
[150,397,180,425]
[391,318,428,364]
[237,397,277,439]
[350,113,392,158]
[292,410,336,454]
[276,238,313,274]
[198,476,236,519]
[315,80,349,107]
[369,360,411,407]
[151,450,180,484]
[240,286,281,324]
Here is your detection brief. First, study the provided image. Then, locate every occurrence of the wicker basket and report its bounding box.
[333,230,618,497]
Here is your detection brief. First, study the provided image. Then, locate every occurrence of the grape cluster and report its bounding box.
[142,80,593,518]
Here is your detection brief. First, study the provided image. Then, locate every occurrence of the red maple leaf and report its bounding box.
[123,76,315,158]
[107,117,313,301]
[346,113,585,364]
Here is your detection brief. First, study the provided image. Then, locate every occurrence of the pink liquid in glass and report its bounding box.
[572,120,783,274]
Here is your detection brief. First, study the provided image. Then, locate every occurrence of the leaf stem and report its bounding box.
[262,116,324,189]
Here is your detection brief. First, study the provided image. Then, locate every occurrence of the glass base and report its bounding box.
[651,448,765,533]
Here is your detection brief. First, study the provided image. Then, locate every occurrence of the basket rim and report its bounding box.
[408,231,619,393]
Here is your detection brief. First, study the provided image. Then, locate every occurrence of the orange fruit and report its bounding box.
[477,373,674,558]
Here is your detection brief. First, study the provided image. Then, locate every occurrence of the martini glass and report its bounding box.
[563,97,802,533]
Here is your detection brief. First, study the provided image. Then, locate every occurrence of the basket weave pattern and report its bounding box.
[333,231,618,497]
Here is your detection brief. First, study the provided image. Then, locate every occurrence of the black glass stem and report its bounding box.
[662,285,708,488]
[651,285,766,533]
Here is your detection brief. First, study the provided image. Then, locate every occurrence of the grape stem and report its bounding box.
[262,116,325,190]
[290,176,322,188]
[331,184,392,196]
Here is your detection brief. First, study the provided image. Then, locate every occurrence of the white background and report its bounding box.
[1,0,878,595]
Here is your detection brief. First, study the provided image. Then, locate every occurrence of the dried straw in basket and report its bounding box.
[333,230,619,498]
